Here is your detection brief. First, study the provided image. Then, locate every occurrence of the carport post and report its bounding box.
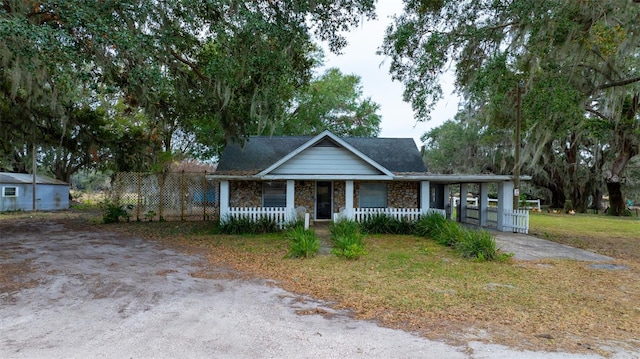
[479,182,489,227]
[443,185,452,219]
[497,181,514,231]
[459,183,468,224]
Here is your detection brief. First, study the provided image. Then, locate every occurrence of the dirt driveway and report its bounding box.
[0,218,607,358]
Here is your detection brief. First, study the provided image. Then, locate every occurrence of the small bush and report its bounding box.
[331,219,366,260]
[219,215,280,234]
[360,214,415,234]
[416,213,501,261]
[414,212,447,237]
[285,226,319,258]
[430,219,464,247]
[330,219,362,239]
[100,201,133,224]
[454,229,498,261]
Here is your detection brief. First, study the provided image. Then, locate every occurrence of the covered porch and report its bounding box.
[217,175,529,234]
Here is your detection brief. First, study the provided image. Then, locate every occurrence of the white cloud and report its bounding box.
[320,1,460,147]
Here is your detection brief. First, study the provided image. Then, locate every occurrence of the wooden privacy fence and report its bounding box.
[111,172,220,221]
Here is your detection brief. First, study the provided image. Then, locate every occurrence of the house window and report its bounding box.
[263,181,286,207]
[359,183,387,208]
[2,186,18,197]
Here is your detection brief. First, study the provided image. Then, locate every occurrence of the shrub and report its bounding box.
[285,226,319,258]
[415,213,501,261]
[330,219,362,239]
[360,213,415,234]
[219,215,280,234]
[100,201,133,224]
[414,212,447,237]
[454,229,498,261]
[330,219,366,260]
[430,219,464,247]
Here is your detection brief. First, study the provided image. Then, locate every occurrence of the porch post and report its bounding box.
[345,180,354,220]
[420,181,430,214]
[497,181,514,231]
[443,184,452,219]
[479,182,489,227]
[220,180,229,222]
[459,183,468,224]
[286,180,295,221]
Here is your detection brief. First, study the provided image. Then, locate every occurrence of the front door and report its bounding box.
[316,181,332,220]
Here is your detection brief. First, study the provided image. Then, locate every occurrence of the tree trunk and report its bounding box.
[604,93,639,215]
[550,188,566,209]
[606,181,626,215]
[592,187,603,211]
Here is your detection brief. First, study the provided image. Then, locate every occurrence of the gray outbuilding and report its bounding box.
[0,172,69,211]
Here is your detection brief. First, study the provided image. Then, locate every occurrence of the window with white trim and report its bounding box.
[359,183,387,208]
[263,181,286,207]
[2,186,18,197]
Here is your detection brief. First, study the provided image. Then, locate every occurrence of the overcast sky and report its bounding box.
[320,1,460,147]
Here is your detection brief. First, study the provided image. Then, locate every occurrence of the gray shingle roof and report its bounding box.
[0,172,68,185]
[216,134,428,175]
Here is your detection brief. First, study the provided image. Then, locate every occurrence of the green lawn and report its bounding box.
[529,212,640,260]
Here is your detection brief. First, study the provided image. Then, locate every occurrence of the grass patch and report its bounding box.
[529,212,640,260]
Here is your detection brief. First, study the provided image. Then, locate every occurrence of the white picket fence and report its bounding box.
[503,209,529,234]
[336,207,446,222]
[226,207,293,228]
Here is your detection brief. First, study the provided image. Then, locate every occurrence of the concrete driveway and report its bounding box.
[494,232,613,261]
[0,218,607,358]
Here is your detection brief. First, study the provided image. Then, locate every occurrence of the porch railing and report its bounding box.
[502,209,529,234]
[225,207,293,228]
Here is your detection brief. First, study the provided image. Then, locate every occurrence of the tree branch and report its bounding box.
[2,0,11,13]
[168,49,208,81]
[585,106,611,122]
[595,76,640,91]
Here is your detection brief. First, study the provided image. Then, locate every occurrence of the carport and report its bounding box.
[406,174,532,234]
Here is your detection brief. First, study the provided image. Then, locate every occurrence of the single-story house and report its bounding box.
[0,172,70,211]
[212,130,528,233]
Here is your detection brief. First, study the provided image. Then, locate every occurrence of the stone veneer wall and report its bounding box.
[354,181,419,208]
[333,181,345,211]
[388,181,419,208]
[229,180,262,207]
[228,180,420,212]
[294,181,315,215]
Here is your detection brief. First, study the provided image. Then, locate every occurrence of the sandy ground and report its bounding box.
[0,218,614,358]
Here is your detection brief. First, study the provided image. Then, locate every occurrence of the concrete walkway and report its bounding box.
[494,232,613,261]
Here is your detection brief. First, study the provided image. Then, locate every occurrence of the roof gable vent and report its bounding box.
[314,138,339,147]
